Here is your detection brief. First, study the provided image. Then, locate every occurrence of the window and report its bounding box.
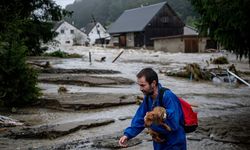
[60,29,64,34]
[70,29,74,34]
[160,16,170,23]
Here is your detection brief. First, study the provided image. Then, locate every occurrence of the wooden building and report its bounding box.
[153,26,216,53]
[108,2,184,48]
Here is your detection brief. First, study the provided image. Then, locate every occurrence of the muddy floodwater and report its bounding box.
[1,46,250,150]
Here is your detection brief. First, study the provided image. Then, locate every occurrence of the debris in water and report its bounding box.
[58,86,68,94]
[0,115,24,127]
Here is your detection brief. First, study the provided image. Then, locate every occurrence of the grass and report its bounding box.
[43,50,82,58]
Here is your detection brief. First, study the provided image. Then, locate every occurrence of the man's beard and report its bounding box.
[142,86,154,96]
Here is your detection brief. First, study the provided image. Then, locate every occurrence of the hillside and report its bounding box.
[64,0,198,28]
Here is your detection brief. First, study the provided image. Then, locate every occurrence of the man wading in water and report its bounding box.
[119,68,186,150]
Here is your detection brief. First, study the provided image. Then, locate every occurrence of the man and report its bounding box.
[119,68,186,150]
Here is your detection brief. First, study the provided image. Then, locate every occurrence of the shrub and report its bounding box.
[212,56,229,64]
[0,40,40,107]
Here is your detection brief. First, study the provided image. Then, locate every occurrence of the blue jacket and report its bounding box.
[124,84,186,150]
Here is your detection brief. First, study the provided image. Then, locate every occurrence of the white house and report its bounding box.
[84,22,110,46]
[53,20,89,46]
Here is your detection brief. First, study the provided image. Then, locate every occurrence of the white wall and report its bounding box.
[88,22,110,45]
[55,22,88,46]
[198,37,208,53]
[126,33,134,47]
[108,36,119,47]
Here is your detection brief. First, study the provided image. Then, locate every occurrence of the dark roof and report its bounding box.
[84,22,96,35]
[52,20,64,31]
[108,2,166,34]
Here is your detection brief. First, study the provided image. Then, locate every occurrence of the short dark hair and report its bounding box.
[136,68,158,85]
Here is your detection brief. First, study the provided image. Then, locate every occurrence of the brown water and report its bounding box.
[1,47,249,150]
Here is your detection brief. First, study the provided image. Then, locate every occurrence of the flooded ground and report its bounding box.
[0,46,250,150]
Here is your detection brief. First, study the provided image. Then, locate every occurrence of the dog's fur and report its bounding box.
[146,128,166,142]
[144,106,171,142]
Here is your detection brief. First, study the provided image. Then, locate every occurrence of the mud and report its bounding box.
[38,74,134,87]
[5,119,115,139]
[40,93,137,110]
[41,68,120,74]
[29,112,250,150]
[42,132,143,150]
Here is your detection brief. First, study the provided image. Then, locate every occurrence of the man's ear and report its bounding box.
[152,80,157,87]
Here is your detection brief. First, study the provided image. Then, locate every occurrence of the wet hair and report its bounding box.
[136,68,158,85]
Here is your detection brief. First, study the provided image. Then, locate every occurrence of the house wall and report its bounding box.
[126,33,134,47]
[143,4,184,47]
[55,22,88,46]
[134,32,144,47]
[109,3,184,48]
[154,38,184,52]
[88,22,110,45]
[154,37,208,53]
[198,37,207,52]
[109,36,119,47]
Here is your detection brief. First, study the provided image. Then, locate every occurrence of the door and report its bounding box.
[185,38,198,53]
[119,35,126,47]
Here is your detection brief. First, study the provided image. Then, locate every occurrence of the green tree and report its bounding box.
[0,36,40,107]
[186,16,199,28]
[0,0,69,107]
[189,0,250,63]
[0,0,71,56]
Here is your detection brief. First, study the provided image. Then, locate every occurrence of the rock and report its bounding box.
[92,136,141,149]
[7,119,115,139]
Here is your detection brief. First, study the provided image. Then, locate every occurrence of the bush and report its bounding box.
[43,50,82,58]
[212,56,229,64]
[0,40,40,107]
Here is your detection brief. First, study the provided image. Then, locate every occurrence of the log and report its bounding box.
[112,49,124,63]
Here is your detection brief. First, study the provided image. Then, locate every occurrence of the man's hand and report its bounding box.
[119,135,128,147]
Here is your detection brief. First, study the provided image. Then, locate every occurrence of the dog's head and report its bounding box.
[144,112,156,127]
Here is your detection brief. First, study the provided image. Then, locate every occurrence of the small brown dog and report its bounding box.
[144,106,171,142]
[146,128,165,142]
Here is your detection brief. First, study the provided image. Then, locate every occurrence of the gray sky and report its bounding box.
[53,0,75,8]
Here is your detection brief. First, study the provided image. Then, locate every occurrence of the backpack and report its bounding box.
[146,87,198,133]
